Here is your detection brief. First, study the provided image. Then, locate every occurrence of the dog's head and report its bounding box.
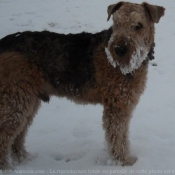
[105,2,165,75]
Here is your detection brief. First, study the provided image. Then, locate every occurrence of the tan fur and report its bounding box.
[0,52,54,169]
[92,2,164,165]
[88,43,148,165]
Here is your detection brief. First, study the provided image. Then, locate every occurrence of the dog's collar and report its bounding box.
[147,43,155,61]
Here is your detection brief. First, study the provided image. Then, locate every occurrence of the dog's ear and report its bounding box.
[107,2,125,21]
[142,2,165,23]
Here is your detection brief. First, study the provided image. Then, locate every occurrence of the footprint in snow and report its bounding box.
[54,152,85,162]
[151,62,158,66]
[48,22,59,28]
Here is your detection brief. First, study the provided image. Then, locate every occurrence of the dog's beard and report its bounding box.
[119,46,149,74]
[105,36,149,75]
[105,46,117,68]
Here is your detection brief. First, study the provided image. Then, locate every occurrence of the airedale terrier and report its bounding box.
[0,1,164,170]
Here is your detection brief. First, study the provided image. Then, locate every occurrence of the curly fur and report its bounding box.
[0,1,165,170]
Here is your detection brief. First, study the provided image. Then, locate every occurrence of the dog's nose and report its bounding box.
[115,46,127,58]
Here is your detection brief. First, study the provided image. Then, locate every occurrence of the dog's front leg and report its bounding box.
[103,106,137,166]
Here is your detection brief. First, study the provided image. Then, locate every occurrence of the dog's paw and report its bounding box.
[11,149,30,165]
[122,156,137,166]
[0,162,14,173]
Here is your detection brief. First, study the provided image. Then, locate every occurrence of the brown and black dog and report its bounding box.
[0,2,164,170]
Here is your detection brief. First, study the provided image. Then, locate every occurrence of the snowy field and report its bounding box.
[0,0,174,174]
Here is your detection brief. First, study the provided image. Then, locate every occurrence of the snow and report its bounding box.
[120,46,149,75]
[105,46,117,68]
[0,0,174,174]
[105,42,149,74]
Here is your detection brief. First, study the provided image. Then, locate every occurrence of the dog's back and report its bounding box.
[0,31,100,92]
[0,29,112,102]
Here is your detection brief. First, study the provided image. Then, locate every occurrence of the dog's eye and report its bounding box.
[134,23,143,30]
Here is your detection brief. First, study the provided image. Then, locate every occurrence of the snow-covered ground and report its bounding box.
[0,0,174,174]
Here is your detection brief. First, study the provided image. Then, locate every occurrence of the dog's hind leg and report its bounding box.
[11,101,40,164]
[11,124,30,164]
[0,112,27,170]
[0,52,48,170]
